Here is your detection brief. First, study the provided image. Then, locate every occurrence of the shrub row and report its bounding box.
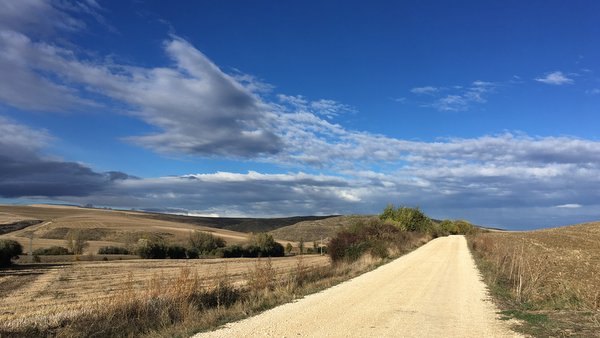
[97,246,130,255]
[135,232,285,259]
[33,246,70,255]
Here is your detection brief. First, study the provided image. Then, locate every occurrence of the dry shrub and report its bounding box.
[247,258,276,292]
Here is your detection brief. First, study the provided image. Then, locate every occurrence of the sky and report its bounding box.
[1,0,600,230]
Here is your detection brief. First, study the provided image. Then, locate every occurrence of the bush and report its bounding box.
[167,245,187,259]
[328,218,423,262]
[34,246,70,255]
[247,233,285,257]
[215,244,243,258]
[186,247,200,259]
[0,239,23,266]
[189,231,226,255]
[438,219,475,235]
[137,237,168,259]
[380,204,433,232]
[285,243,293,254]
[97,246,130,255]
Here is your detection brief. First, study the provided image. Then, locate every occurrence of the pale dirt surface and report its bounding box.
[195,235,522,338]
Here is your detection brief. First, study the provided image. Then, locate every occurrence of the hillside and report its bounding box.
[0,205,309,254]
[269,215,376,242]
[139,212,336,233]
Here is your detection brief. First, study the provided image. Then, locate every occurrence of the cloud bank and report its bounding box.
[1,1,600,229]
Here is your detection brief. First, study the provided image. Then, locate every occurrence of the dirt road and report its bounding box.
[195,235,521,337]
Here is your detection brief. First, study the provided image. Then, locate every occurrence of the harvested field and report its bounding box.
[0,255,329,332]
[469,221,600,336]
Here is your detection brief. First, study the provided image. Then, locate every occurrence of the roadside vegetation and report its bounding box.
[468,223,600,337]
[0,205,454,337]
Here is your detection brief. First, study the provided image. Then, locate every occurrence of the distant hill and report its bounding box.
[136,212,337,233]
[269,215,376,242]
[0,204,340,254]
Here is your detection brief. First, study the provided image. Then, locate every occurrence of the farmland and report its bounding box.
[469,221,600,336]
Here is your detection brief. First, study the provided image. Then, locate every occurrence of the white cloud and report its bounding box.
[555,204,582,209]
[410,86,438,95]
[535,71,574,85]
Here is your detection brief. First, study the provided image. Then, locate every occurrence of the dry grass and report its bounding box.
[468,221,600,336]
[0,255,328,334]
[0,253,389,338]
[1,232,427,337]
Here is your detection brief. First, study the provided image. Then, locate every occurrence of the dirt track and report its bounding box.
[195,235,522,337]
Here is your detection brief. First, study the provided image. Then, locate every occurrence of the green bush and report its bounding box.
[34,246,71,255]
[189,231,226,255]
[97,246,130,255]
[438,219,475,235]
[380,204,433,232]
[0,239,23,266]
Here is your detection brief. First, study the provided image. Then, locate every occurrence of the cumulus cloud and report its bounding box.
[0,116,132,198]
[535,71,574,85]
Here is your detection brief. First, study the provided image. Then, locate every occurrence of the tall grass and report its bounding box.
[469,235,550,305]
[470,233,600,311]
[0,249,421,338]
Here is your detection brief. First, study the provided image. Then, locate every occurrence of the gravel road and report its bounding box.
[194,235,522,337]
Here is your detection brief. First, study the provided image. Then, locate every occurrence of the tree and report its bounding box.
[247,233,285,257]
[65,229,88,255]
[0,239,23,266]
[285,243,293,255]
[189,231,226,255]
[299,238,305,254]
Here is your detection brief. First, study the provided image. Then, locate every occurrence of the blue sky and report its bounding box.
[1,0,600,229]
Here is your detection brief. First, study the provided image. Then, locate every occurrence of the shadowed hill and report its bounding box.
[269,215,376,242]
[136,212,337,233]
